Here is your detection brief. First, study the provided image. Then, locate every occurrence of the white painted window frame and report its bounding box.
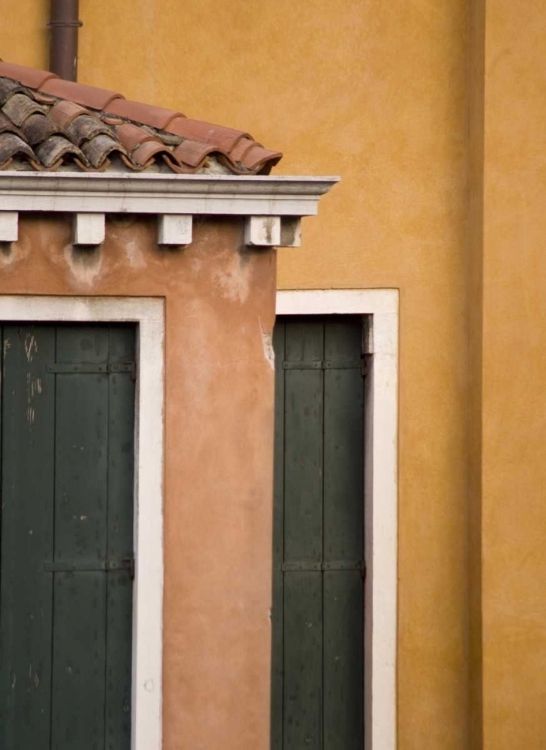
[0,295,165,750]
[276,289,399,750]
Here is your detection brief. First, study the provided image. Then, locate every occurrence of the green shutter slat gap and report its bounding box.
[0,323,135,750]
[272,316,365,750]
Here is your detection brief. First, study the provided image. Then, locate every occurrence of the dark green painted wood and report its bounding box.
[51,571,107,750]
[0,323,135,750]
[284,572,322,750]
[56,324,109,364]
[51,327,110,748]
[0,325,56,750]
[105,327,135,749]
[323,571,364,749]
[272,316,365,750]
[284,320,324,564]
[323,319,364,564]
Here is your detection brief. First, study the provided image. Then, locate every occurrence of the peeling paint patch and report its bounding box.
[24,334,37,362]
[259,319,275,370]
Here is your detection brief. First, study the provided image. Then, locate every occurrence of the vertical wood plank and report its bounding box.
[105,326,135,750]
[323,571,364,750]
[323,319,364,562]
[0,325,56,749]
[271,322,285,750]
[323,319,364,749]
[52,571,107,750]
[51,326,109,749]
[284,320,324,563]
[283,319,324,749]
[284,572,323,750]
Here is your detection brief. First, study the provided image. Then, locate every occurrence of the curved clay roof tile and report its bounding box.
[50,100,96,129]
[2,94,46,128]
[20,113,62,146]
[0,132,35,167]
[106,99,184,131]
[65,115,114,147]
[0,61,282,175]
[131,139,181,168]
[173,140,219,169]
[0,77,26,107]
[35,135,87,169]
[81,133,127,169]
[0,62,58,90]
[41,78,123,111]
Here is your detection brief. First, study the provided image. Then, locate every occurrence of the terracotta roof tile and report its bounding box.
[241,144,283,172]
[173,140,218,169]
[165,118,250,152]
[131,139,180,168]
[40,78,123,110]
[116,122,158,153]
[81,133,126,169]
[0,61,58,90]
[50,100,94,128]
[0,62,282,175]
[0,111,23,137]
[2,93,46,127]
[0,77,26,105]
[20,112,61,146]
[105,99,183,131]
[35,135,86,169]
[0,132,36,168]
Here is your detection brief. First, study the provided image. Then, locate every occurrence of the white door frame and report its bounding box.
[276,289,399,750]
[0,295,165,750]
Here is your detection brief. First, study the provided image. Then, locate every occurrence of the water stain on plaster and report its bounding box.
[210,252,250,303]
[0,237,31,270]
[122,238,147,269]
[64,243,103,288]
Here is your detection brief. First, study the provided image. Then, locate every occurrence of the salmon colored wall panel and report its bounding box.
[0,215,276,750]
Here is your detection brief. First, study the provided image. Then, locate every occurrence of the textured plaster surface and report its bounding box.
[480,2,546,747]
[2,1,471,746]
[0,215,276,750]
[10,0,546,746]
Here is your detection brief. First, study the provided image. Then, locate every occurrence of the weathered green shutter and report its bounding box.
[0,324,135,750]
[272,316,365,750]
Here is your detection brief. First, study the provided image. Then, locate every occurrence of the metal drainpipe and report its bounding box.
[48,0,82,81]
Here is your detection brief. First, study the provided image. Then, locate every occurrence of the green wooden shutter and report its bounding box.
[0,324,135,750]
[272,316,365,750]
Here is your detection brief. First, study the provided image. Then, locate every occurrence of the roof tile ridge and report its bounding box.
[0,61,58,90]
[105,98,185,132]
[40,78,124,111]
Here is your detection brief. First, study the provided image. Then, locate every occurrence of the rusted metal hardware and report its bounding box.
[48,0,82,81]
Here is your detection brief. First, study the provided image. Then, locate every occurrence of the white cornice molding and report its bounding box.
[0,172,338,248]
[0,172,338,216]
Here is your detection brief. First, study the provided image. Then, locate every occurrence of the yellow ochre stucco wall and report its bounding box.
[3,0,546,747]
